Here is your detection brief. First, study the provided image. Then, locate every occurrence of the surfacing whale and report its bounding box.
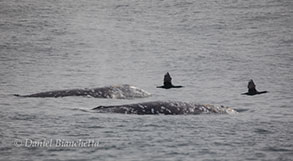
[93,101,237,115]
[157,72,183,89]
[14,84,151,99]
[242,79,267,96]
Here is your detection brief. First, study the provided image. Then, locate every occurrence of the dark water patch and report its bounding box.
[114,4,129,9]
[95,144,124,151]
[75,120,90,124]
[115,124,126,128]
[88,117,101,120]
[165,151,190,157]
[143,124,166,128]
[103,131,114,134]
[234,108,249,113]
[198,148,217,155]
[64,159,90,161]
[85,125,104,129]
[254,152,266,158]
[280,105,293,108]
[65,133,90,137]
[281,39,293,45]
[214,142,233,147]
[0,146,13,152]
[47,148,77,152]
[254,128,273,134]
[9,113,37,121]
[0,102,11,106]
[263,146,293,152]
[72,113,90,117]
[125,129,149,132]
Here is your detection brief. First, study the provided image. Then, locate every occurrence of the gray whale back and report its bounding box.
[15,84,151,99]
[93,101,237,115]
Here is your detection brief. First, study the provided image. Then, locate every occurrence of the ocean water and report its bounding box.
[0,0,293,160]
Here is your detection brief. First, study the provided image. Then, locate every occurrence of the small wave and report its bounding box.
[234,108,249,113]
[263,147,292,152]
[70,108,91,113]
[9,113,37,121]
[47,148,77,152]
[254,128,273,134]
[0,146,13,151]
[86,125,104,129]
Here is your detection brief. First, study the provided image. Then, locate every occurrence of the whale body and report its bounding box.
[93,101,237,115]
[14,84,151,99]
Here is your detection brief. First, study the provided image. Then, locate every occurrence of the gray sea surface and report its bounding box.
[0,0,293,160]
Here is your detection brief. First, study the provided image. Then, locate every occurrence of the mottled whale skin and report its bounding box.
[14,84,151,99]
[93,101,237,115]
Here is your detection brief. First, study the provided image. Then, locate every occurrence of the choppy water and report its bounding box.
[1,0,293,160]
